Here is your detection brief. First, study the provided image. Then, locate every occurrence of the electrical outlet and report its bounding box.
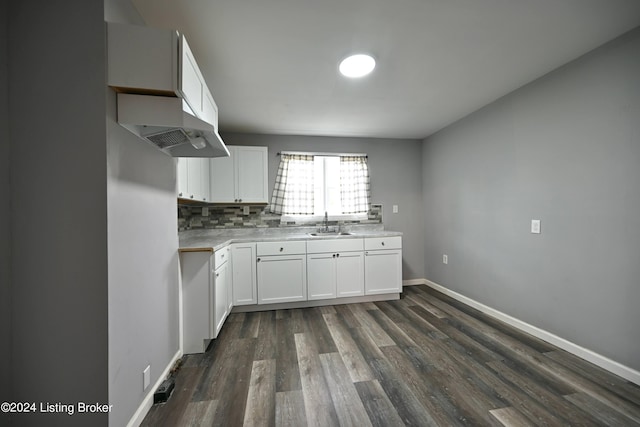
[392,205,398,214]
[443,254,448,264]
[243,206,250,216]
[143,365,151,391]
[202,207,209,217]
[531,219,541,234]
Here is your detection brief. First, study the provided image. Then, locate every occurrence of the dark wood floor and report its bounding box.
[142,285,640,426]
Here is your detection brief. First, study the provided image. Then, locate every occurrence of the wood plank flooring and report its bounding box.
[141,285,640,426]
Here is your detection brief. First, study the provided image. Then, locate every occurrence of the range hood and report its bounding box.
[116,93,230,158]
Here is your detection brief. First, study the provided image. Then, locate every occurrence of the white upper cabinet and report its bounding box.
[209,148,235,202]
[107,22,219,130]
[107,22,178,95]
[179,36,220,128]
[177,157,210,201]
[210,146,268,203]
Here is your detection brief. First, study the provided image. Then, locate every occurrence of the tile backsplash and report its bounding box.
[178,204,383,231]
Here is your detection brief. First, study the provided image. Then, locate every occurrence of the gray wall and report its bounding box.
[422,27,640,372]
[222,133,425,280]
[8,1,109,425]
[0,0,11,423]
[106,99,180,427]
[105,2,181,426]
[5,1,180,425]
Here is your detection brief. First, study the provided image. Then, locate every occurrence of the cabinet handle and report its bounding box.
[381,242,385,246]
[178,192,183,196]
[239,198,242,202]
[221,254,224,258]
[257,258,261,262]
[190,195,194,199]
[332,254,336,258]
[216,273,219,278]
[279,247,284,252]
[336,253,340,257]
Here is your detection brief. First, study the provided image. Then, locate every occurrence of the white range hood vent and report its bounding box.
[116,93,229,158]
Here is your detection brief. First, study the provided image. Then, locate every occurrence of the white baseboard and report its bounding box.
[126,349,183,427]
[232,293,400,313]
[402,278,428,286]
[417,279,640,386]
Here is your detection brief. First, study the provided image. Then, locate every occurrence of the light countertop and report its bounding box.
[178,225,402,253]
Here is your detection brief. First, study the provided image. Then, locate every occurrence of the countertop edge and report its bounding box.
[178,247,214,253]
[179,230,403,253]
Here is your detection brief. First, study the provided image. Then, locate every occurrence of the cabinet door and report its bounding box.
[213,262,229,337]
[200,157,210,202]
[179,158,209,201]
[364,250,402,295]
[307,253,337,300]
[177,158,189,198]
[236,146,268,203]
[336,252,365,297]
[231,243,257,305]
[186,157,202,200]
[202,88,218,129]
[179,36,204,118]
[209,147,236,202]
[257,255,307,304]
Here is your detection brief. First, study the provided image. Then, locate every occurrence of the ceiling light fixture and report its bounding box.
[339,54,376,78]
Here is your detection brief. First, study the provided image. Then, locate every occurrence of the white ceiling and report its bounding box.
[131,0,640,139]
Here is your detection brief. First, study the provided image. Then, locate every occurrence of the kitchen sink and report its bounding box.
[308,232,353,237]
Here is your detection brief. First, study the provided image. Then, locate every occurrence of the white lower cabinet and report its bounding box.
[231,242,257,305]
[307,238,365,300]
[364,236,403,295]
[182,235,401,352]
[180,245,231,354]
[257,241,307,304]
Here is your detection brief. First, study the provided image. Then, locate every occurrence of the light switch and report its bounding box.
[531,219,541,234]
[392,205,398,214]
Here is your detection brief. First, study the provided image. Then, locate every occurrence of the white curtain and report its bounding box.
[270,154,315,215]
[340,155,370,214]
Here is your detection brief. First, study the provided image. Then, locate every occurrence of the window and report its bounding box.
[314,156,341,215]
[270,153,370,219]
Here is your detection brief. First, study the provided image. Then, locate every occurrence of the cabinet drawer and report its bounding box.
[214,246,230,268]
[306,238,364,254]
[364,236,402,250]
[257,241,306,256]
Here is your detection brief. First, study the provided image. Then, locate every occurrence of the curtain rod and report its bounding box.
[277,150,368,158]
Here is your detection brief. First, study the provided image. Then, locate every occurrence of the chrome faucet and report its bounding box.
[323,211,329,232]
